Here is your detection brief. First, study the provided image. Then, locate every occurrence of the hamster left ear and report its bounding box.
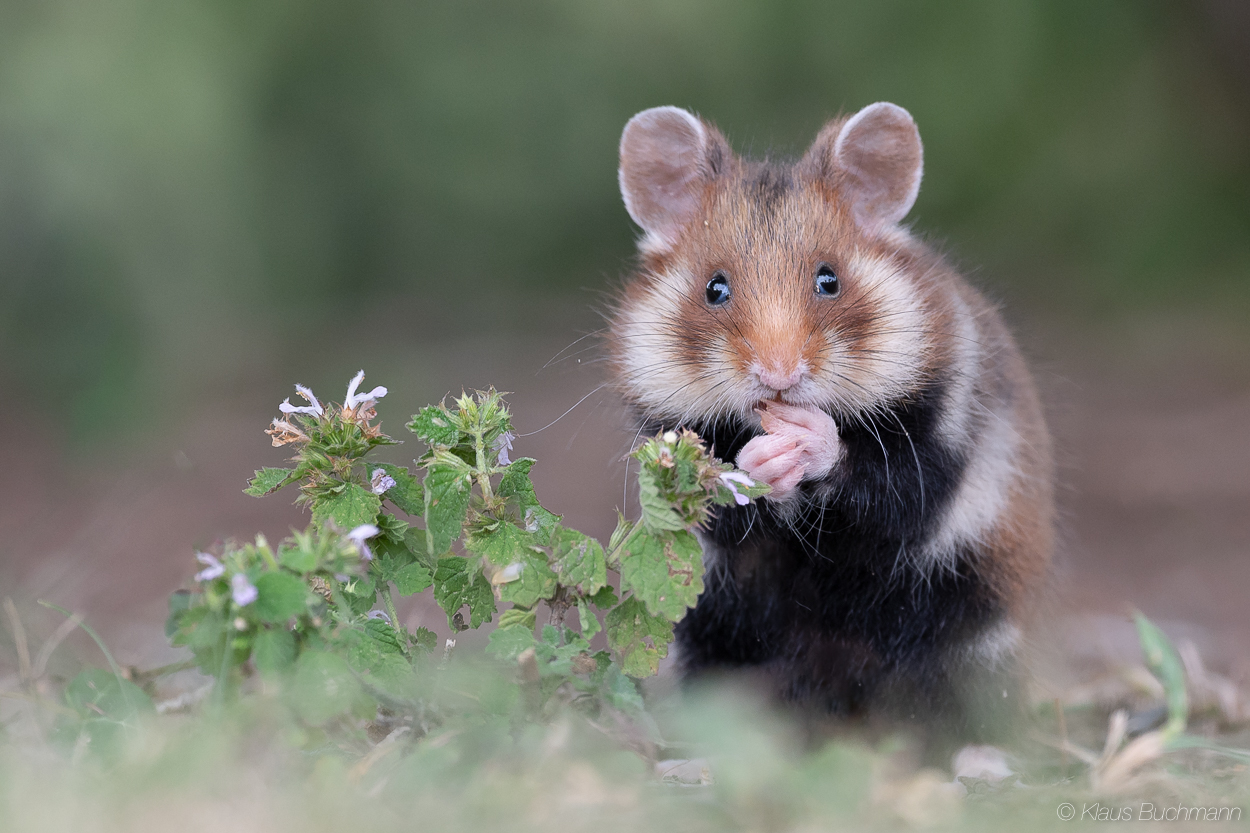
[805,102,923,230]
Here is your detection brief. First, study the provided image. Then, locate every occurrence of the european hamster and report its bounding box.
[607,103,1054,742]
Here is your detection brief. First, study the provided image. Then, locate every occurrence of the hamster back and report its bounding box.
[607,103,1054,741]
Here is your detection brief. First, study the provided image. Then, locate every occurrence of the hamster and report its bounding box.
[607,103,1054,743]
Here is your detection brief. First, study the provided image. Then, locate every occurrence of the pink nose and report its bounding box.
[756,367,804,392]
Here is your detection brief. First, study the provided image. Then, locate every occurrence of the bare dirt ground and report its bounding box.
[1,310,1247,697]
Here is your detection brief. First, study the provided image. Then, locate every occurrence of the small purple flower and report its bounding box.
[345,370,387,411]
[493,431,515,466]
[719,471,755,507]
[231,574,258,607]
[366,610,392,624]
[194,552,225,582]
[370,467,397,495]
[279,384,323,417]
[347,523,380,561]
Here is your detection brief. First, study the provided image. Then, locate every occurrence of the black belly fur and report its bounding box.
[645,382,1015,735]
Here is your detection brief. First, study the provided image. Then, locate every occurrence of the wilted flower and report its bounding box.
[194,552,225,582]
[279,384,323,418]
[493,431,515,467]
[347,523,380,561]
[719,471,755,507]
[370,467,396,495]
[232,574,258,607]
[344,370,387,412]
[266,417,309,447]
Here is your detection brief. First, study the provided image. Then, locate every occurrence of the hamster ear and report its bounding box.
[619,106,719,245]
[807,102,923,230]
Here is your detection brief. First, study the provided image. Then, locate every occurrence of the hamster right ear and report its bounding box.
[805,102,923,231]
[619,106,720,246]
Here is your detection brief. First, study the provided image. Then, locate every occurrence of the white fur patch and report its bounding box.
[915,394,1021,573]
[814,249,930,412]
[614,268,742,425]
[933,292,982,447]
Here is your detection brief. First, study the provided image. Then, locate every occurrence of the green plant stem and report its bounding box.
[37,601,125,681]
[382,584,403,647]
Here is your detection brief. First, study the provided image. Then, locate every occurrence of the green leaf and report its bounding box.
[287,651,362,725]
[393,561,433,596]
[311,482,382,531]
[577,598,601,639]
[465,521,557,608]
[244,467,299,497]
[424,463,472,556]
[498,459,560,544]
[499,606,537,630]
[601,665,644,713]
[374,463,423,515]
[253,628,297,673]
[1134,611,1189,737]
[279,542,318,574]
[550,527,606,596]
[408,406,463,446]
[340,576,376,615]
[587,585,619,609]
[165,590,191,639]
[433,556,496,629]
[410,627,437,654]
[253,572,312,623]
[486,624,539,661]
[618,530,704,621]
[65,669,154,720]
[605,596,674,678]
[636,468,686,532]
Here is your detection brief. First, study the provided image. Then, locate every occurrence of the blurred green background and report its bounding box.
[1,0,1247,445]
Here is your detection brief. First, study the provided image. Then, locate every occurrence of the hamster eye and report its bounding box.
[705,271,731,306]
[814,263,840,297]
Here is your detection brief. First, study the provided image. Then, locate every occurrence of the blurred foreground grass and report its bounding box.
[3,605,1249,832]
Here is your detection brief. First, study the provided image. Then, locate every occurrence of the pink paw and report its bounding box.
[735,402,841,501]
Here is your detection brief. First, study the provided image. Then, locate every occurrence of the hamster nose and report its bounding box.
[754,365,804,392]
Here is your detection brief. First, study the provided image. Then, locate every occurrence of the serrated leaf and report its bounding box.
[253,572,312,623]
[393,561,433,596]
[253,628,297,673]
[311,482,381,531]
[408,406,463,446]
[244,467,299,497]
[424,463,472,556]
[605,595,674,678]
[410,627,437,654]
[433,556,496,629]
[498,459,560,544]
[485,624,539,661]
[637,468,686,532]
[618,530,704,621]
[587,585,619,609]
[550,527,606,596]
[577,598,601,639]
[374,463,423,515]
[466,521,557,608]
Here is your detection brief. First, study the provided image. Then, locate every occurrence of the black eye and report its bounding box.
[815,263,840,297]
[705,271,731,306]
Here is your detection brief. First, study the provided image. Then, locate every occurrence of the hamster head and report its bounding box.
[610,103,940,428]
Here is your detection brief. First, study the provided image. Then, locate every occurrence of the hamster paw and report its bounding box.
[736,402,841,500]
